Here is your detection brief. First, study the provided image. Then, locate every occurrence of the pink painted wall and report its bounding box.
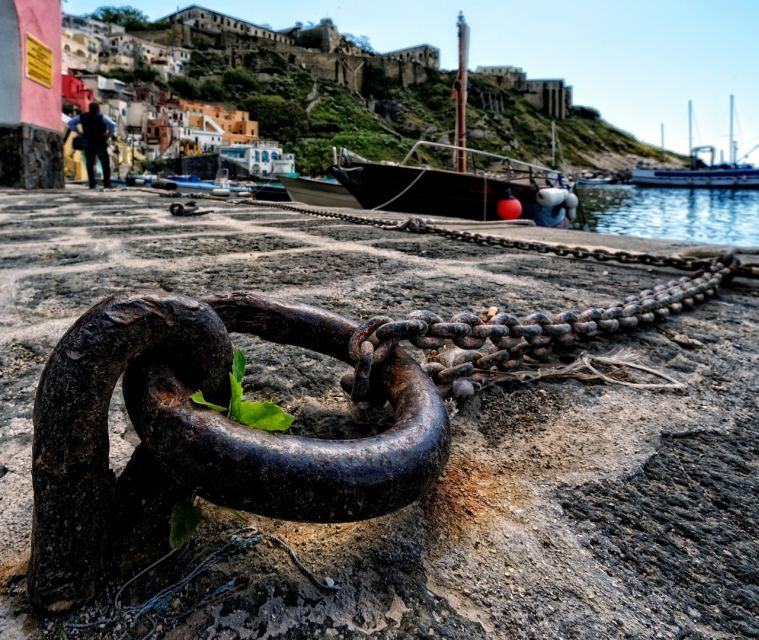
[17,0,61,131]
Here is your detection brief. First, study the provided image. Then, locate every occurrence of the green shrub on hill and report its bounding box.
[222,68,261,97]
[186,50,227,79]
[241,95,309,145]
[168,76,198,100]
[198,79,225,102]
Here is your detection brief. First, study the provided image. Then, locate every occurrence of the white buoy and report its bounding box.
[212,188,232,197]
[566,207,577,221]
[535,188,566,207]
[564,192,579,209]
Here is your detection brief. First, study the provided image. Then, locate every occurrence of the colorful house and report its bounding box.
[179,100,258,145]
[62,28,102,73]
[61,74,93,114]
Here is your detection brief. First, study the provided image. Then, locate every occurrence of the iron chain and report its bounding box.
[169,197,751,398]
[204,198,759,280]
[342,256,737,400]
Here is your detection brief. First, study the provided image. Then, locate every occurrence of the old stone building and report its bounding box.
[62,13,122,39]
[383,44,440,70]
[161,6,293,45]
[61,16,123,74]
[62,15,137,76]
[289,19,358,55]
[62,29,101,73]
[156,5,438,93]
[476,65,528,91]
[105,33,191,78]
[524,79,573,120]
[476,65,573,120]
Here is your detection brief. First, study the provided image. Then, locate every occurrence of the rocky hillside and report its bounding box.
[121,47,683,176]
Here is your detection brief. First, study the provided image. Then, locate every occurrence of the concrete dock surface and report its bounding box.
[0,187,757,639]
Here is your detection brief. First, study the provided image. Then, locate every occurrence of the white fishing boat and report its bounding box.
[575,172,615,185]
[632,96,759,189]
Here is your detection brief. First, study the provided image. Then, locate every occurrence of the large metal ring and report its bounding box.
[29,292,449,614]
[125,293,450,522]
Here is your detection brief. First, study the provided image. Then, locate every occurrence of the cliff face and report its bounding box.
[165,46,682,176]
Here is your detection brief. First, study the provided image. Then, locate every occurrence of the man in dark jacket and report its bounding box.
[68,102,117,189]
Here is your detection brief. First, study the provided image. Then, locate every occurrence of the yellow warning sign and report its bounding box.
[25,34,53,89]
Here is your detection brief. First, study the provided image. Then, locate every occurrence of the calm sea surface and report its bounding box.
[575,184,759,248]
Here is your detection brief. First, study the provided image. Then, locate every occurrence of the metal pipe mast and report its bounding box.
[729,94,735,165]
[688,99,693,156]
[455,12,469,173]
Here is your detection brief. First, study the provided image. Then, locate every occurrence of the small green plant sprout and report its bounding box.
[171,351,295,548]
[169,499,202,549]
[191,349,295,432]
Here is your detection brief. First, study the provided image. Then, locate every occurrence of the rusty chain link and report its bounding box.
[340,255,739,400]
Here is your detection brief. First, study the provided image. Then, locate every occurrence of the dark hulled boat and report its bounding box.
[329,13,577,228]
[330,144,575,227]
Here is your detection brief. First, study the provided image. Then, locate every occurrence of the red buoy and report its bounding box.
[497,197,522,220]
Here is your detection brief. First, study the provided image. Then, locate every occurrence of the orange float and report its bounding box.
[497,196,522,220]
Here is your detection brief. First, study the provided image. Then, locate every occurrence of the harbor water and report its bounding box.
[576,184,759,248]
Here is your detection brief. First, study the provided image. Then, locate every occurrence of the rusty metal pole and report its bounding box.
[456,12,469,174]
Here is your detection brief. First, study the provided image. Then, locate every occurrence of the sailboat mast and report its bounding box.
[729,94,734,165]
[688,99,692,156]
[455,12,469,173]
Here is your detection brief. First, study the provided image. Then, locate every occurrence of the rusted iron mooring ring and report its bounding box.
[128,292,451,522]
[29,291,449,613]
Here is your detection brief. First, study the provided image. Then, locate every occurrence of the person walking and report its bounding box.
[68,103,116,189]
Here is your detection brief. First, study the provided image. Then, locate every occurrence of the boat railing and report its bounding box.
[400,140,560,177]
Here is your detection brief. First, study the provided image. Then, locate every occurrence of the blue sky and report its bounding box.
[64,0,759,163]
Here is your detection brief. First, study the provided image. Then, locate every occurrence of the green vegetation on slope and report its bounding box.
[104,41,678,175]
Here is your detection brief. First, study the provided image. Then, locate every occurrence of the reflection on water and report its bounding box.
[575,185,759,248]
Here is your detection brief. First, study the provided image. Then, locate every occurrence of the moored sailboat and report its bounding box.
[632,96,759,189]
